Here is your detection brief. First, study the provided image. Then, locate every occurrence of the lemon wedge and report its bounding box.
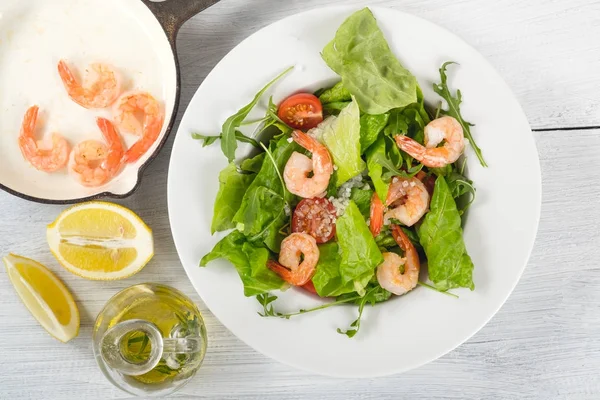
[46,201,154,280]
[3,253,80,343]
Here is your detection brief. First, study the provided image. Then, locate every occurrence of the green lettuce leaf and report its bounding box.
[211,163,256,234]
[321,8,418,115]
[200,230,285,296]
[311,243,356,297]
[318,81,352,104]
[240,153,265,173]
[336,201,384,294]
[320,98,366,185]
[360,113,389,153]
[418,177,475,291]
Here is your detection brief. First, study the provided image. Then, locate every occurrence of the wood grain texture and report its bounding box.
[1,0,600,399]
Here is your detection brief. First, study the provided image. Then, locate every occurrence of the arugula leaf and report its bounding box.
[192,131,260,149]
[336,285,391,338]
[256,292,363,319]
[433,62,487,167]
[318,81,352,104]
[417,177,475,291]
[321,8,418,114]
[220,66,293,162]
[360,113,390,153]
[320,98,366,185]
[336,201,384,294]
[311,243,356,297]
[431,162,476,215]
[200,231,285,296]
[211,163,256,234]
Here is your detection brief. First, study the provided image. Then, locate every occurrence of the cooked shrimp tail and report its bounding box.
[370,192,384,237]
[57,60,121,109]
[18,105,70,172]
[376,225,420,296]
[268,232,319,286]
[283,130,333,198]
[395,116,465,168]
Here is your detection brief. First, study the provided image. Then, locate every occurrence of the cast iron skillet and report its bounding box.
[0,0,220,204]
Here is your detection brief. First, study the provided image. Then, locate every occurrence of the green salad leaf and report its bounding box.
[240,153,265,173]
[311,243,355,297]
[200,231,285,296]
[233,136,299,251]
[320,98,366,186]
[336,201,384,294]
[318,81,352,104]
[322,101,350,116]
[350,186,374,220]
[365,137,389,202]
[321,8,418,115]
[211,163,256,234]
[192,131,259,149]
[433,62,487,167]
[360,113,390,153]
[418,177,475,291]
[220,67,293,162]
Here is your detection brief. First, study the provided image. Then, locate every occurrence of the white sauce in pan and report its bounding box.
[0,0,177,200]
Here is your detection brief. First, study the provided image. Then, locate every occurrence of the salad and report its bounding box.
[195,8,485,337]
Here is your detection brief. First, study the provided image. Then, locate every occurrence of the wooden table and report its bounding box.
[1,0,599,398]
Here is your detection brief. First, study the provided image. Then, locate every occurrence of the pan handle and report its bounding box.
[141,0,220,47]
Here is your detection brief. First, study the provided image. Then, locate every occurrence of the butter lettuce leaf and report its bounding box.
[322,8,418,115]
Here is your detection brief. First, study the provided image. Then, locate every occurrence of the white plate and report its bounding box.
[168,6,541,377]
[0,0,177,202]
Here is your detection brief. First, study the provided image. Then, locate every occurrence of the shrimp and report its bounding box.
[384,177,430,227]
[267,232,319,286]
[18,105,70,172]
[369,176,430,236]
[394,116,465,168]
[376,225,420,296]
[112,91,165,163]
[57,60,121,109]
[283,130,333,198]
[69,118,124,187]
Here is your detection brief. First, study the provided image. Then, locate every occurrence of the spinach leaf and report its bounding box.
[200,231,285,296]
[211,163,256,234]
[311,243,356,297]
[321,98,366,185]
[318,81,352,104]
[220,66,293,162]
[240,153,265,174]
[417,177,475,291]
[350,186,374,220]
[360,113,389,153]
[336,201,384,294]
[433,62,487,167]
[321,8,418,114]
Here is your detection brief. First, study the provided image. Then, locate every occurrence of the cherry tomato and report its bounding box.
[277,93,323,130]
[301,281,319,295]
[291,198,337,244]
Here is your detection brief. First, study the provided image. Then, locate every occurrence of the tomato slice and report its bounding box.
[277,93,323,130]
[291,198,337,244]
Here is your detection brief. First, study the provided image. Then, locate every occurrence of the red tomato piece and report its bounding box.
[291,198,337,244]
[277,93,323,130]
